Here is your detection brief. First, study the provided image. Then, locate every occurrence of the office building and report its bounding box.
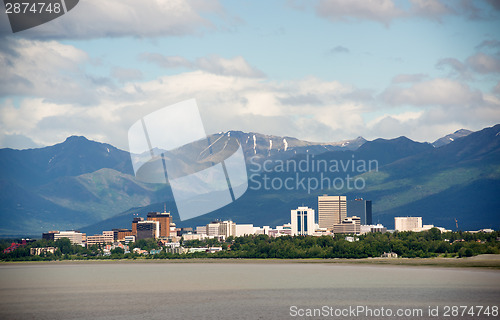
[132,217,144,236]
[86,235,107,246]
[176,227,193,237]
[360,224,387,234]
[124,235,135,244]
[347,199,372,225]
[103,231,114,242]
[394,217,422,232]
[218,220,236,238]
[147,211,172,238]
[332,216,361,234]
[136,220,159,240]
[235,224,255,237]
[318,195,347,230]
[199,220,236,238]
[196,226,207,235]
[291,206,316,236]
[42,231,59,241]
[206,222,219,236]
[112,228,134,241]
[53,231,86,246]
[86,231,114,246]
[183,233,207,241]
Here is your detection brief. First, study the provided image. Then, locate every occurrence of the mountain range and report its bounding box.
[0,125,498,236]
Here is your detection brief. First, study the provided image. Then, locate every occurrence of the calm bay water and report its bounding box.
[0,262,499,319]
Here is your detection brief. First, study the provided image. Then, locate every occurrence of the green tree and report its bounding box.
[111,247,125,255]
[55,238,73,254]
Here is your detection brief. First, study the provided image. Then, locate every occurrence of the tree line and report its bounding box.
[0,229,498,261]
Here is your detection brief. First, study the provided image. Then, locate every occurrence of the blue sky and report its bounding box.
[0,0,499,149]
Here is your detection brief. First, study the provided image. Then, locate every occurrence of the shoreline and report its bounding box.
[2,254,500,269]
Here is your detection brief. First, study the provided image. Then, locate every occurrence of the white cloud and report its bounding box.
[111,67,143,82]
[381,78,484,107]
[140,54,266,78]
[2,67,499,148]
[315,0,404,25]
[0,0,225,39]
[466,52,500,74]
[196,56,266,78]
[410,0,454,20]
[493,81,500,95]
[0,51,370,149]
[330,45,350,54]
[369,111,424,125]
[436,57,468,75]
[1,39,499,150]
[391,73,428,83]
[436,51,500,80]
[310,0,499,26]
[139,54,192,69]
[476,39,500,50]
[0,39,101,104]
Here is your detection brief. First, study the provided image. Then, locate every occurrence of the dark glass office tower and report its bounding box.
[347,199,372,225]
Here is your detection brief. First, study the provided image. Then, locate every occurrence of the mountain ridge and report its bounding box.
[0,126,498,235]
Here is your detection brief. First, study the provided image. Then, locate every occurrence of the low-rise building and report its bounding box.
[360,224,387,234]
[86,231,114,246]
[132,248,149,255]
[381,252,398,258]
[394,217,450,233]
[30,247,57,255]
[124,235,135,244]
[188,247,208,253]
[112,229,134,241]
[165,246,188,254]
[182,233,207,241]
[394,217,422,232]
[42,231,59,241]
[235,224,255,237]
[54,231,86,246]
[333,216,361,234]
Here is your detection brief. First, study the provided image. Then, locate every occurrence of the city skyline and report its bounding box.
[37,194,474,247]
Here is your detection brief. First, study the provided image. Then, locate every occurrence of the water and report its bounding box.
[0,262,498,319]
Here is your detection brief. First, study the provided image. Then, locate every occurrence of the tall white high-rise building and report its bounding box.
[318,195,346,230]
[218,220,236,238]
[291,206,315,236]
[206,222,220,236]
[394,217,422,231]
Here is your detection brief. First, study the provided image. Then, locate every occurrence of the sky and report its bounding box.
[0,0,499,150]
